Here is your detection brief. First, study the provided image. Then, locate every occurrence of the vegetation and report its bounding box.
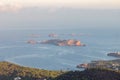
[0,61,64,80]
[54,68,120,80]
[1,61,120,80]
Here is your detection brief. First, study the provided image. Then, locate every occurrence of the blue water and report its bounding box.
[0,28,120,70]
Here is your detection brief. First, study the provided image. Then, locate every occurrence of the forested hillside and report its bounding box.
[0,61,120,80]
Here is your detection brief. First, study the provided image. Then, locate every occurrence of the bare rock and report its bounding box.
[41,39,85,46]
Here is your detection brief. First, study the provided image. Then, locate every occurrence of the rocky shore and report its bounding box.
[107,52,120,58]
[77,52,120,70]
[77,59,120,70]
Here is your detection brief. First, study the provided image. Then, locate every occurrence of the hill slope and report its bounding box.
[0,61,63,80]
[1,61,120,80]
[54,68,120,80]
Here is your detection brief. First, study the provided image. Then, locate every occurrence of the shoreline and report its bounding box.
[3,52,118,71]
[77,52,120,70]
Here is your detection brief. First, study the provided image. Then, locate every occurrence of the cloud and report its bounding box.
[17,0,120,9]
[0,5,22,12]
[0,0,120,12]
[0,1,22,12]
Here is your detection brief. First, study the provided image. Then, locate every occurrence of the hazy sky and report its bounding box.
[0,0,120,11]
[0,0,120,29]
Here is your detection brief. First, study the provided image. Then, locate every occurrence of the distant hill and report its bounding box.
[0,61,120,80]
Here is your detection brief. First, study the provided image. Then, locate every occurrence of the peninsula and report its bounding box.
[107,52,120,58]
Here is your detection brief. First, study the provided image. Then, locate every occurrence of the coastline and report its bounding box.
[77,52,120,70]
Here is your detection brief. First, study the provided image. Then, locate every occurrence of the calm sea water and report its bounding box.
[0,28,120,70]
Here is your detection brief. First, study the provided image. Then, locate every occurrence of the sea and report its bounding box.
[0,28,120,70]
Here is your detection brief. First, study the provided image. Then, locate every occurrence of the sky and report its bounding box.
[0,0,120,30]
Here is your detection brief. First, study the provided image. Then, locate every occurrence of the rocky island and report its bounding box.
[40,39,85,46]
[48,33,58,37]
[27,40,37,44]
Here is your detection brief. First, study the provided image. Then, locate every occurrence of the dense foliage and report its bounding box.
[54,68,120,80]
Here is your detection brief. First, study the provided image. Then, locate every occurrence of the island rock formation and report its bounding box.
[27,40,37,44]
[41,39,85,46]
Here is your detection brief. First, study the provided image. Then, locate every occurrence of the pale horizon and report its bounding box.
[0,0,120,30]
[0,0,120,12]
